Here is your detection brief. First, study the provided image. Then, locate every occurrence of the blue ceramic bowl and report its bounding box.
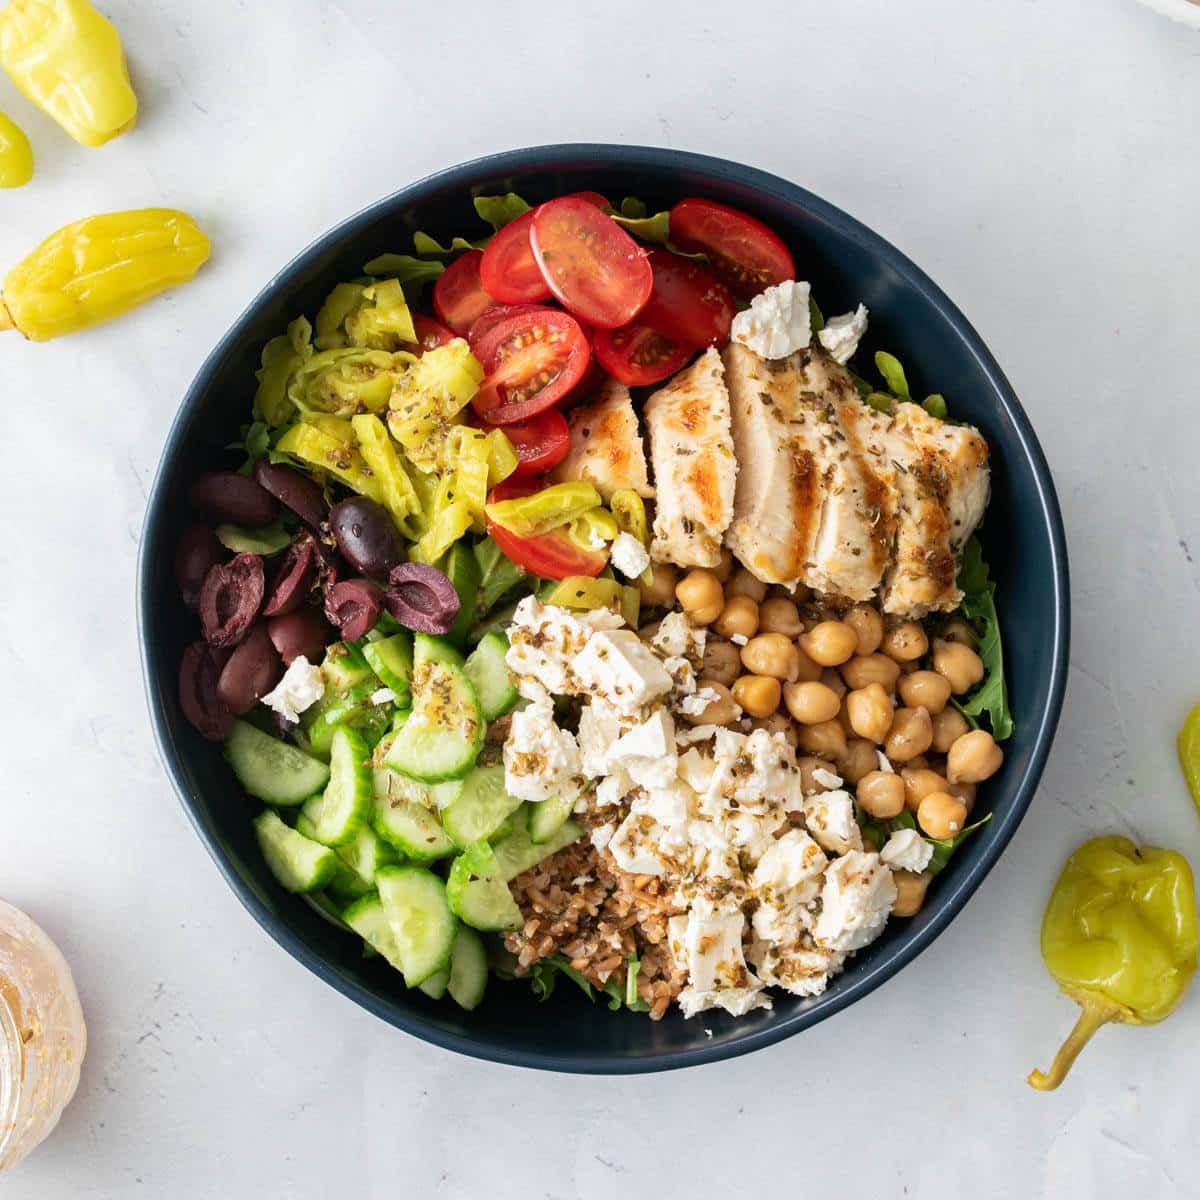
[138,145,1069,1073]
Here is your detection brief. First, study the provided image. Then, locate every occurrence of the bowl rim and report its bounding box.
[137,143,1070,1074]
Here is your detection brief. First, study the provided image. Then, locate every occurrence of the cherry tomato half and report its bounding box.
[640,249,735,348]
[485,408,571,477]
[668,198,795,299]
[593,321,692,387]
[529,197,653,329]
[432,249,494,335]
[479,211,553,305]
[467,303,553,352]
[486,480,606,580]
[405,314,456,355]
[470,309,592,425]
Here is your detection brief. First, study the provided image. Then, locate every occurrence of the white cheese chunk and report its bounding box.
[608,812,669,875]
[572,629,673,715]
[802,788,863,854]
[880,828,934,874]
[261,655,324,724]
[813,850,897,952]
[503,700,581,804]
[817,303,868,365]
[609,531,651,580]
[750,829,828,898]
[730,280,812,360]
[669,910,770,1018]
[505,597,623,695]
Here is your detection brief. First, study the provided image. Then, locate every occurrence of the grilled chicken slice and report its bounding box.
[553,377,652,501]
[645,348,737,568]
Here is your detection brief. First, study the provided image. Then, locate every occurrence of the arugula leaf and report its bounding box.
[865,391,894,415]
[530,954,594,1002]
[625,954,651,1011]
[473,193,531,232]
[362,253,445,288]
[473,536,529,615]
[227,420,271,473]
[809,295,825,334]
[875,351,911,401]
[922,393,948,420]
[926,813,994,875]
[616,196,648,219]
[955,538,1013,740]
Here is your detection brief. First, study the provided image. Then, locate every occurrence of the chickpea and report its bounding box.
[796,719,847,760]
[901,767,950,812]
[898,670,952,715]
[844,603,884,656]
[675,569,724,625]
[758,596,803,637]
[932,639,985,695]
[741,633,801,681]
[846,682,894,743]
[881,620,929,663]
[732,674,782,718]
[783,680,842,725]
[885,706,934,763]
[947,729,1004,783]
[820,668,847,699]
[836,702,857,738]
[857,770,906,819]
[892,870,932,918]
[713,594,760,641]
[639,561,678,608]
[930,706,970,753]
[683,678,740,726]
[798,756,837,796]
[906,754,930,771]
[840,653,902,692]
[800,620,859,667]
[702,639,742,687]
[839,737,878,785]
[917,791,969,839]
[946,779,977,814]
[793,643,824,683]
[752,711,799,747]
[726,568,767,603]
[712,547,735,582]
[940,618,978,649]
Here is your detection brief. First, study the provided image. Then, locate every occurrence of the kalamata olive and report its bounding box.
[329,497,401,578]
[175,523,224,609]
[179,641,235,740]
[190,471,281,528]
[385,563,461,634]
[325,578,384,642]
[199,553,265,647]
[262,537,317,617]
[253,460,327,529]
[268,708,297,738]
[267,607,334,665]
[216,623,282,714]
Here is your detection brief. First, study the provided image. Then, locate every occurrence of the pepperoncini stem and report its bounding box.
[1027,990,1132,1092]
[0,301,13,332]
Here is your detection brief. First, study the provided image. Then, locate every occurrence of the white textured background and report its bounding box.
[2,1,1198,1196]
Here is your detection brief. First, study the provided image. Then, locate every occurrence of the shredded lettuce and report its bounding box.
[955,537,1013,740]
[473,193,530,232]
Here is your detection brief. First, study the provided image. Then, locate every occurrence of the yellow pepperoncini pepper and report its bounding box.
[0,208,210,341]
[350,414,421,536]
[276,417,384,505]
[610,489,654,585]
[483,428,518,487]
[1028,836,1198,1091]
[413,473,473,564]
[1178,702,1200,816]
[0,110,33,187]
[484,481,601,539]
[0,0,138,147]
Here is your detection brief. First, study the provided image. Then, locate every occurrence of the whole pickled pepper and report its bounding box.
[0,110,33,187]
[0,209,210,341]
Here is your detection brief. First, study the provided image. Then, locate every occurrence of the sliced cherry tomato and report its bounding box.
[668,197,795,299]
[485,408,571,477]
[432,249,494,335]
[640,249,735,348]
[486,481,605,580]
[479,211,553,305]
[565,190,610,209]
[471,309,591,425]
[467,303,553,352]
[593,321,692,387]
[404,314,455,354]
[529,197,653,329]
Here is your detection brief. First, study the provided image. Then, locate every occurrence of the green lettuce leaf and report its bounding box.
[473,193,531,231]
[955,537,1013,740]
[473,536,529,615]
[809,295,825,333]
[611,208,671,245]
[926,813,993,875]
[875,351,911,401]
[530,954,594,1002]
[362,253,445,288]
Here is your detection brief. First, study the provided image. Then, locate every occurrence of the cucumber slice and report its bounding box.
[377,865,457,987]
[335,823,397,889]
[299,727,372,846]
[446,843,523,932]
[362,633,414,707]
[322,641,378,692]
[215,522,292,557]
[413,632,466,670]
[303,679,389,760]
[528,793,577,844]
[253,810,338,894]
[463,632,518,721]
[372,793,455,862]
[225,720,330,806]
[448,926,488,1011]
[443,542,482,648]
[384,655,484,783]
[343,893,405,973]
[441,765,524,849]
[492,806,584,881]
[418,967,450,999]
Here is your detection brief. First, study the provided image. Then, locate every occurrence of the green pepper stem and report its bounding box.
[0,299,13,334]
[1027,994,1124,1091]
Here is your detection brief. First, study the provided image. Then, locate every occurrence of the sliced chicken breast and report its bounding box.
[645,348,737,568]
[553,377,652,501]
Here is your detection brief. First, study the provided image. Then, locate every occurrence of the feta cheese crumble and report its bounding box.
[503,700,581,804]
[814,851,897,952]
[261,656,324,724]
[730,280,812,360]
[817,303,868,364]
[880,828,934,874]
[609,531,651,580]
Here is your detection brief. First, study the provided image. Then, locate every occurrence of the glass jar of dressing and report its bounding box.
[0,900,86,1173]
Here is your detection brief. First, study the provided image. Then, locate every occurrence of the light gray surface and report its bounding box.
[2,0,1197,1195]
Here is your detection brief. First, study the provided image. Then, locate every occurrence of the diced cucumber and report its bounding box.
[384,655,484,782]
[253,810,338,894]
[335,823,397,888]
[463,632,518,721]
[297,812,371,899]
[446,843,523,932]
[215,522,292,557]
[413,632,465,670]
[300,727,373,846]
[343,893,405,973]
[303,680,389,760]
[362,633,413,707]
[322,640,378,691]
[225,720,331,806]
[447,926,488,1011]
[492,806,584,881]
[377,866,457,987]
[372,794,455,861]
[443,542,482,648]
[528,793,577,844]
[441,765,524,849]
[418,967,450,999]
